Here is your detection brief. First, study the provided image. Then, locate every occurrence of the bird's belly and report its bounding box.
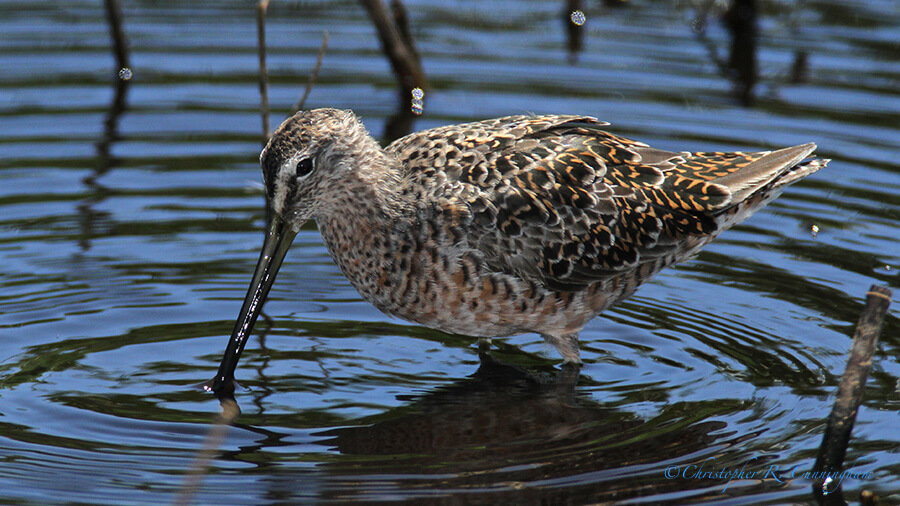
[341,253,540,338]
[318,217,672,340]
[324,237,612,339]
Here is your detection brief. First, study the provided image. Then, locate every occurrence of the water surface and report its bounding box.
[0,0,898,504]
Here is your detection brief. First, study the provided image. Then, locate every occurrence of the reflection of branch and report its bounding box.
[96,0,131,173]
[723,0,757,106]
[360,0,427,143]
[789,50,808,84]
[103,0,129,72]
[293,31,329,114]
[691,1,730,78]
[691,0,757,106]
[257,0,271,144]
[359,0,427,102]
[564,0,584,64]
[812,285,891,504]
[249,318,276,414]
[81,0,131,251]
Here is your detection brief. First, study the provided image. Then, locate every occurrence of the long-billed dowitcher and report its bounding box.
[207,108,827,395]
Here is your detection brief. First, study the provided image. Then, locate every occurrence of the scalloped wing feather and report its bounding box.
[388,116,825,291]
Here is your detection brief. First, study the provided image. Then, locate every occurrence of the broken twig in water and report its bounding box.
[812,284,891,504]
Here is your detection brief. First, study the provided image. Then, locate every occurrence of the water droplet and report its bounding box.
[570,10,586,26]
[822,476,834,495]
[810,224,819,238]
[118,67,133,80]
[411,87,424,100]
[411,98,424,115]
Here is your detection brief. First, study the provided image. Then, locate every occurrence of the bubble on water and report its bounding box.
[411,87,424,100]
[118,67,133,80]
[570,10,586,26]
[810,224,819,238]
[690,18,705,33]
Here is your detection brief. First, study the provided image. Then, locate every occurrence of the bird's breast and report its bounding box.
[316,210,593,339]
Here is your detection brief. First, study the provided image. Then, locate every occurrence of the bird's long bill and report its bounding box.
[205,212,298,396]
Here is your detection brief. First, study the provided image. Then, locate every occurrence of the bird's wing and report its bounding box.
[388,115,823,291]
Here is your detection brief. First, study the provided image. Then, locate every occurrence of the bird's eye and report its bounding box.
[296,158,314,178]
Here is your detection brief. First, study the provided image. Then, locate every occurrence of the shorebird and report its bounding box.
[207,108,827,395]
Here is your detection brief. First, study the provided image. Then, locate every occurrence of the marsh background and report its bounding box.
[0,0,898,504]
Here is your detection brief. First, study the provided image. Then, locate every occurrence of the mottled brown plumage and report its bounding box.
[208,108,827,393]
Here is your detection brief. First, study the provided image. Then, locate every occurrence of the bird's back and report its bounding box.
[386,115,827,294]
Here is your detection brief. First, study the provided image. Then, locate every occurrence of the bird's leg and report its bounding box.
[554,362,581,393]
[541,332,582,365]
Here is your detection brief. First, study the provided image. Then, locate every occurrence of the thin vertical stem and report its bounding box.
[293,31,329,114]
[257,0,271,143]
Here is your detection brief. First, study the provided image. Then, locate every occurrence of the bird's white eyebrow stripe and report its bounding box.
[271,160,297,214]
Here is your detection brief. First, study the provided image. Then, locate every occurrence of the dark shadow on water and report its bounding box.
[0,319,859,503]
[211,353,777,504]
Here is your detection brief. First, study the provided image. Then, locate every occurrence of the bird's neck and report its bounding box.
[324,141,407,218]
[314,141,410,248]
[313,153,408,305]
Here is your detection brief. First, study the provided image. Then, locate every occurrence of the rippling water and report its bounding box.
[0,0,898,504]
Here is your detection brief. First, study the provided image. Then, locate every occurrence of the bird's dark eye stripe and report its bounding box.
[296,158,314,177]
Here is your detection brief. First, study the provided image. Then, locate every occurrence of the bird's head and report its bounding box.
[260,108,380,230]
[207,108,380,396]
